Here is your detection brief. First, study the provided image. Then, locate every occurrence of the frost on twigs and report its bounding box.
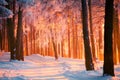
[17,0,35,9]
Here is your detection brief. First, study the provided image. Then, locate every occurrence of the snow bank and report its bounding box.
[0,52,119,80]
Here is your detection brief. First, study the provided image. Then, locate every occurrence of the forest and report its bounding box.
[0,0,120,79]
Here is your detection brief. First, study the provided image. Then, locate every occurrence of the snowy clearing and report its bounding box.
[0,52,120,80]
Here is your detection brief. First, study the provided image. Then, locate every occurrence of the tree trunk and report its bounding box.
[6,1,16,60]
[50,27,58,60]
[25,35,28,56]
[52,40,58,60]
[6,18,16,60]
[81,0,94,70]
[103,0,114,76]
[61,39,64,57]
[16,7,24,61]
[67,13,71,58]
[88,0,96,62]
[30,26,33,54]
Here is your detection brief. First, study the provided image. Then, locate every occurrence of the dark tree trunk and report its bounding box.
[16,7,24,61]
[103,0,114,76]
[6,1,16,60]
[6,18,16,60]
[13,0,16,24]
[81,0,94,70]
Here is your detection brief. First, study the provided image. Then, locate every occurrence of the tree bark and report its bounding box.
[16,7,24,61]
[88,0,96,62]
[81,0,94,70]
[6,1,16,60]
[103,0,114,76]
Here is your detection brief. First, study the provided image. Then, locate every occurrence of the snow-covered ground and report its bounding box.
[0,52,120,80]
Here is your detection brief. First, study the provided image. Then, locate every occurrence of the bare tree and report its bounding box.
[81,0,94,70]
[6,0,16,60]
[103,0,114,76]
[88,0,96,62]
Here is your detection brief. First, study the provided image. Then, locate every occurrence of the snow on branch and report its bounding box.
[0,0,8,5]
[0,6,13,19]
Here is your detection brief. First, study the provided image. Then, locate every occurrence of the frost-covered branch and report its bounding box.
[0,0,8,5]
[0,6,13,19]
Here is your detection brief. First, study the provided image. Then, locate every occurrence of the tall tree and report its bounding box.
[81,0,94,70]
[16,0,35,60]
[16,6,24,61]
[50,28,58,60]
[103,0,114,76]
[6,0,16,60]
[88,0,96,62]
[67,8,71,58]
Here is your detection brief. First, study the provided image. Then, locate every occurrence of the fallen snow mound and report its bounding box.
[0,52,119,80]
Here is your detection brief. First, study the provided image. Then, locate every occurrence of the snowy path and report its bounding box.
[0,53,119,80]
